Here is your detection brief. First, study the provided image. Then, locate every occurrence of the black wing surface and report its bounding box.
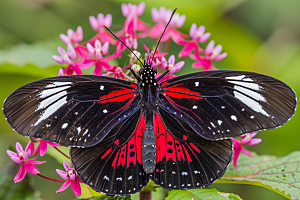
[3,75,140,147]
[70,109,149,195]
[160,70,297,140]
[151,107,232,189]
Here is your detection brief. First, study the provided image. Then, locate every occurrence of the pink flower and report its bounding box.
[89,13,116,45]
[204,40,227,61]
[121,2,148,34]
[189,23,211,43]
[52,44,77,65]
[33,140,60,157]
[190,40,227,71]
[143,44,167,67]
[56,161,81,197]
[60,26,83,45]
[115,34,138,57]
[233,132,262,169]
[58,68,64,76]
[162,55,184,74]
[103,65,132,80]
[145,7,188,44]
[7,141,46,183]
[87,40,109,60]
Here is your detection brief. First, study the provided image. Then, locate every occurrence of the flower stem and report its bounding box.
[37,173,65,183]
[140,191,151,200]
[54,146,70,159]
[164,38,172,53]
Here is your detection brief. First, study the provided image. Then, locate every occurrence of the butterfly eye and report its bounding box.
[153,67,157,74]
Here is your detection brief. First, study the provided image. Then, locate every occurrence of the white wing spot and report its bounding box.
[195,82,199,86]
[46,124,51,127]
[116,177,122,181]
[172,171,176,174]
[241,108,245,111]
[231,115,237,121]
[217,120,222,125]
[192,105,198,109]
[210,122,216,128]
[62,123,68,129]
[103,175,109,180]
[100,85,104,90]
[221,106,225,109]
[103,109,108,113]
[128,175,132,180]
[74,112,78,115]
[194,170,200,174]
[250,116,255,119]
[181,172,188,176]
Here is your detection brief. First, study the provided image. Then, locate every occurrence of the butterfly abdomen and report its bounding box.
[142,120,156,174]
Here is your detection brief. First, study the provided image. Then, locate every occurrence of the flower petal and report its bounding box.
[199,32,211,43]
[60,34,71,44]
[7,150,21,164]
[16,142,23,154]
[168,55,175,65]
[14,163,26,183]
[249,138,262,146]
[215,52,227,61]
[205,40,215,55]
[176,14,186,28]
[137,2,145,16]
[104,14,112,27]
[189,23,197,38]
[86,43,95,55]
[151,7,159,23]
[25,162,40,175]
[121,3,129,17]
[56,169,69,180]
[89,16,99,31]
[71,181,81,197]
[161,56,167,70]
[32,160,46,165]
[63,160,71,171]
[102,41,109,54]
[25,141,34,156]
[39,140,48,156]
[69,173,76,181]
[56,179,72,193]
[52,55,64,64]
[67,44,76,60]
[97,13,104,26]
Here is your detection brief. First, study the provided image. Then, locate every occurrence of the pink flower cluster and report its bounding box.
[53,2,227,80]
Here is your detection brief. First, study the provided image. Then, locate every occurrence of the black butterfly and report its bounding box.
[2,9,297,196]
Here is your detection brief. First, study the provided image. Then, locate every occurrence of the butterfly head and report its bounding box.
[139,50,157,86]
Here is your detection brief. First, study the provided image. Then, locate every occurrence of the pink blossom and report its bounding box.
[56,161,81,197]
[52,44,77,65]
[116,34,138,57]
[103,65,132,80]
[204,40,227,61]
[87,40,109,60]
[162,55,184,74]
[189,23,211,43]
[58,68,64,76]
[33,140,60,157]
[60,26,83,45]
[145,7,188,44]
[89,13,115,45]
[121,2,148,34]
[7,141,46,183]
[233,132,262,169]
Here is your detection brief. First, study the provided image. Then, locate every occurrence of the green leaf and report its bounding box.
[220,151,300,200]
[0,163,42,200]
[166,188,242,200]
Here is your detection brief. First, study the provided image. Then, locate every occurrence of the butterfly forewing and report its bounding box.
[3,75,139,147]
[160,70,297,140]
[151,108,233,189]
[70,109,149,195]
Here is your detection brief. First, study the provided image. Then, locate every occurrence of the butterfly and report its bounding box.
[2,9,297,196]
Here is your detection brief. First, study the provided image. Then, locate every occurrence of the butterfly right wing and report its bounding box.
[3,75,140,147]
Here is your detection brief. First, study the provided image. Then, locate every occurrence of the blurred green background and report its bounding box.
[0,0,299,199]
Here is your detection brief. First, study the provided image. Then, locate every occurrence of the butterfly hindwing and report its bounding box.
[3,75,139,147]
[151,107,233,190]
[160,70,297,140]
[70,109,149,195]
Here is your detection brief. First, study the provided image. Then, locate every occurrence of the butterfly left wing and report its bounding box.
[151,107,233,190]
[3,75,140,147]
[160,70,297,140]
[70,109,149,195]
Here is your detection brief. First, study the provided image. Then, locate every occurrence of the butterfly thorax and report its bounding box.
[139,64,159,174]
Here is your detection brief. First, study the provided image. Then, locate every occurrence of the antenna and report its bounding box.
[104,26,144,67]
[150,8,177,66]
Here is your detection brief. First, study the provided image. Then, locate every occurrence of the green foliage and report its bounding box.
[220,152,300,200]
[166,188,242,200]
[0,163,42,200]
